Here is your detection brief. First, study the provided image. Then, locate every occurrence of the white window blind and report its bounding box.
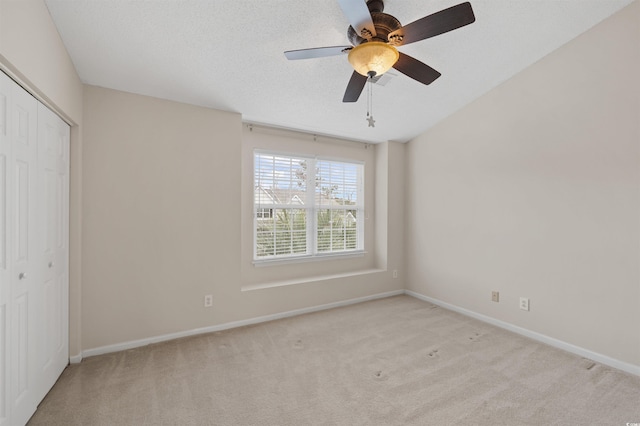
[254,151,364,261]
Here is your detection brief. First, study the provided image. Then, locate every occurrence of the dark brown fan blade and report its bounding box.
[337,0,376,39]
[284,46,352,60]
[343,71,368,102]
[393,52,441,85]
[387,2,475,46]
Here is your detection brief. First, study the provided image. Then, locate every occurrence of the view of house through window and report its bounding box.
[254,151,364,261]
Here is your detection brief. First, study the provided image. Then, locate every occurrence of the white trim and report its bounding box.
[79,290,404,359]
[0,64,75,126]
[69,353,83,364]
[253,250,365,267]
[405,290,640,377]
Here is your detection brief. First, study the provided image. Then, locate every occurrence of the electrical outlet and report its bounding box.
[519,297,529,311]
[393,269,398,278]
[491,291,499,302]
[204,294,213,308]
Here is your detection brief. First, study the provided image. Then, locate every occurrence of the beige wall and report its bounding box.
[405,1,639,366]
[0,0,84,357]
[81,86,403,350]
[0,0,82,121]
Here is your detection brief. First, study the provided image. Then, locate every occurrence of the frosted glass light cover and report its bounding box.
[348,42,399,77]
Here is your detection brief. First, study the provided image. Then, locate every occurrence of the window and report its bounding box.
[256,208,273,219]
[254,151,364,261]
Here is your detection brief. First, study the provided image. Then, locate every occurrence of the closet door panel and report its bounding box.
[36,103,69,400]
[9,80,38,426]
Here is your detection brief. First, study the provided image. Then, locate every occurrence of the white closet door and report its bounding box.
[0,69,12,426]
[0,71,69,426]
[35,103,69,402]
[9,75,39,426]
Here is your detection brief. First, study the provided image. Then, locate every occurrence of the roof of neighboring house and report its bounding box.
[255,185,353,208]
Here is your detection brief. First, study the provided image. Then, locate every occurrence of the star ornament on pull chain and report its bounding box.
[366,114,375,127]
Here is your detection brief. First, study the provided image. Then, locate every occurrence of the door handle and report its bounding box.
[18,272,27,280]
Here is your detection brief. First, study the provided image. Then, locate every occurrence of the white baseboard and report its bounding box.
[405,290,640,377]
[73,288,640,377]
[69,353,83,364]
[80,289,405,359]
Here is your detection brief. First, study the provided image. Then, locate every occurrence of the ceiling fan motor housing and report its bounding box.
[347,12,402,46]
[366,0,384,13]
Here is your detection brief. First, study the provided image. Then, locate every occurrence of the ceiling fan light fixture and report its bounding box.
[348,41,399,77]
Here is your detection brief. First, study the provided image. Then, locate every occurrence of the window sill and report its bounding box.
[252,250,365,267]
[241,267,385,292]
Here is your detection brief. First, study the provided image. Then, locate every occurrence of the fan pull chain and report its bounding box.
[366,76,375,128]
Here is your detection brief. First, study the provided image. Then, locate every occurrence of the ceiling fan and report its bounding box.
[284,0,475,102]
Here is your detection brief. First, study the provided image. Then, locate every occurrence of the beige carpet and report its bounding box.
[28,295,640,425]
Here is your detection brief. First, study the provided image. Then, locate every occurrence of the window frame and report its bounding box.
[253,150,365,264]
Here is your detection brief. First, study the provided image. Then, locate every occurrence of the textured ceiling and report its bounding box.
[45,0,633,143]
